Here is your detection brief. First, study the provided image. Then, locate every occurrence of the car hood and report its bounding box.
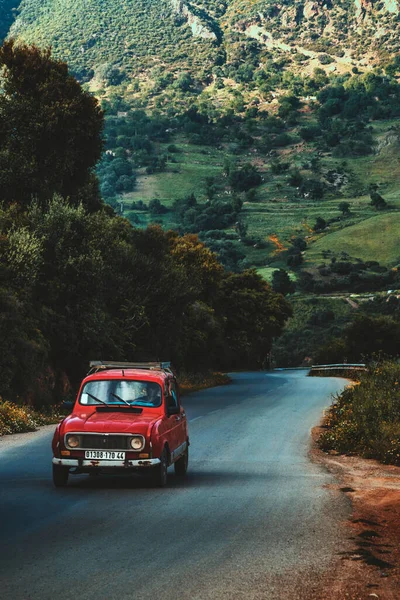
[62,411,160,437]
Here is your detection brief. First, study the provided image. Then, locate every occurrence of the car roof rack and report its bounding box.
[88,361,173,375]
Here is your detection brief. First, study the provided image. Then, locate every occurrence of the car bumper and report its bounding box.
[52,457,161,469]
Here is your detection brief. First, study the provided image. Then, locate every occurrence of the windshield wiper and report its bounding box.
[87,392,110,407]
[110,392,131,406]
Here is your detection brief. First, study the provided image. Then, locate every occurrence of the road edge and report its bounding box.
[0,424,55,453]
[310,421,400,599]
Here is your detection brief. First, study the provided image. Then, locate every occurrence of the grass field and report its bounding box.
[306,212,400,266]
[122,141,232,206]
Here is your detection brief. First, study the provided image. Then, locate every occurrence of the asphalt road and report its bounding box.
[0,371,350,600]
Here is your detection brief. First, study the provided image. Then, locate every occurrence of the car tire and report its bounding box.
[152,449,168,487]
[52,464,69,487]
[174,447,188,476]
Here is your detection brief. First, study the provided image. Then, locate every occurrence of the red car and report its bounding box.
[52,362,189,487]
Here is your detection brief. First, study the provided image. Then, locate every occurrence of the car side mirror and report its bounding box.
[62,400,74,413]
[167,405,180,416]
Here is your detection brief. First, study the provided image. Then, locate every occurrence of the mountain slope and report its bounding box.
[4,0,400,286]
[8,0,400,89]
[9,0,221,83]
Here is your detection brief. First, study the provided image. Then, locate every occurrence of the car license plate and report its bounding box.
[84,451,125,460]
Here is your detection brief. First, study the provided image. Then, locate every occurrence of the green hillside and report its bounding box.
[307,212,400,267]
[4,0,400,286]
[9,0,219,83]
[9,0,400,86]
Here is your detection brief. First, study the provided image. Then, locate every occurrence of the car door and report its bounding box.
[170,379,187,459]
[164,379,181,461]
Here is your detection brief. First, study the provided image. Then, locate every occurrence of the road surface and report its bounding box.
[0,371,350,599]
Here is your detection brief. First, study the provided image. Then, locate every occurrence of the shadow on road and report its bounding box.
[64,468,265,491]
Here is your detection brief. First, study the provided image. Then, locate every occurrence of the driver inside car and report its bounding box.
[146,382,162,406]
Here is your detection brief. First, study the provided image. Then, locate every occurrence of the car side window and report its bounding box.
[166,380,179,409]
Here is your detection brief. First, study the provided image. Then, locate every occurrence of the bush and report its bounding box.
[271,160,290,174]
[0,400,57,435]
[229,163,262,192]
[313,216,327,231]
[149,199,168,215]
[319,362,400,465]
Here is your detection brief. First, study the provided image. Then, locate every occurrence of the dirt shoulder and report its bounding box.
[311,424,400,599]
[179,371,231,395]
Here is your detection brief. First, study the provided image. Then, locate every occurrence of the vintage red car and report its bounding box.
[52,361,189,487]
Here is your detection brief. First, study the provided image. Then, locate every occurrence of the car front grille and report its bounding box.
[80,435,130,450]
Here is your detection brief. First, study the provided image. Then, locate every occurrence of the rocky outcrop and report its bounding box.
[354,0,399,19]
[171,0,217,40]
[303,1,320,19]
[282,6,298,28]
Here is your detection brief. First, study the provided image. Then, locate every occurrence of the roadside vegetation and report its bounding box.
[319,361,400,466]
[178,372,231,395]
[0,401,58,436]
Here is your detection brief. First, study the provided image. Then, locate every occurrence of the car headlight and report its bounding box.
[66,434,80,448]
[130,436,144,451]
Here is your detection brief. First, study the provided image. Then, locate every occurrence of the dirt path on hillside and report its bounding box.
[311,425,400,599]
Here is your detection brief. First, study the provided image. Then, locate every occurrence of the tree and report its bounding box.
[313,217,327,231]
[288,169,303,187]
[287,244,303,267]
[229,163,262,192]
[292,237,307,251]
[245,188,258,202]
[370,190,387,210]
[339,201,350,215]
[271,269,296,296]
[344,315,400,360]
[175,72,193,92]
[0,40,104,209]
[149,199,168,216]
[215,270,292,368]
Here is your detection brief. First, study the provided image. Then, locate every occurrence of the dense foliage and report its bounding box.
[0,198,291,406]
[0,40,104,209]
[319,362,400,466]
[274,292,400,368]
[9,0,220,83]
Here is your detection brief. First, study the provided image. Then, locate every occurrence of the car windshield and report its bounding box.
[79,380,162,407]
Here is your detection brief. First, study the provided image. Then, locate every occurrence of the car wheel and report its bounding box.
[52,464,69,487]
[174,447,189,476]
[153,449,168,487]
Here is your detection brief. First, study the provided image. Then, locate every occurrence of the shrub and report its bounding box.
[0,400,57,435]
[313,216,327,231]
[319,362,400,465]
[229,163,262,192]
[271,160,290,174]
